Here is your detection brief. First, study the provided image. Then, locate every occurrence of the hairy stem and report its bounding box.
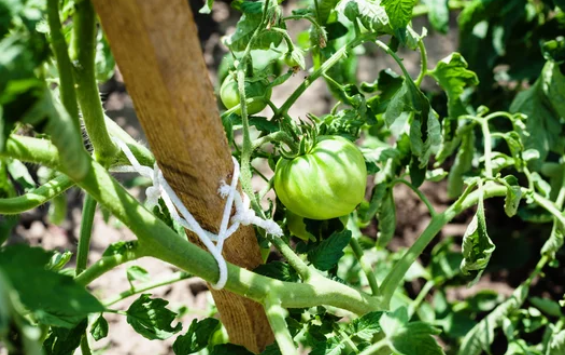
[408,280,435,319]
[0,174,73,214]
[375,40,413,81]
[358,338,388,355]
[350,238,380,296]
[265,295,297,355]
[46,0,80,131]
[103,272,192,306]
[415,39,428,87]
[481,118,494,178]
[380,183,508,307]
[71,0,117,163]
[76,195,97,275]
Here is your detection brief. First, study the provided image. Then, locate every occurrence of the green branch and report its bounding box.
[71,0,117,163]
[379,183,508,307]
[265,294,297,355]
[350,238,380,296]
[0,174,73,214]
[46,0,80,131]
[415,39,428,87]
[103,272,192,306]
[391,178,436,217]
[76,194,97,275]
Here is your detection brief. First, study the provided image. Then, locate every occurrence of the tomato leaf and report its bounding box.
[46,251,73,271]
[227,0,283,52]
[253,261,299,282]
[7,159,36,191]
[339,0,392,33]
[423,0,449,33]
[460,192,495,287]
[381,0,417,30]
[42,319,88,355]
[358,183,388,224]
[127,265,150,287]
[502,175,522,218]
[350,311,384,341]
[95,31,115,83]
[90,315,109,341]
[510,60,565,170]
[541,220,564,260]
[315,0,340,25]
[308,230,352,271]
[0,245,104,328]
[199,0,214,14]
[376,188,396,248]
[126,294,182,340]
[529,296,563,318]
[548,330,565,354]
[172,318,220,355]
[310,337,344,355]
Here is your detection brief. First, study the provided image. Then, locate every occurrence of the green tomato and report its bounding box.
[274,135,367,220]
[220,76,271,115]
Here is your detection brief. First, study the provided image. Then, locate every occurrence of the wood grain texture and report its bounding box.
[91,0,274,351]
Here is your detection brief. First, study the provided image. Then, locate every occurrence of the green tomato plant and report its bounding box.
[1,0,565,354]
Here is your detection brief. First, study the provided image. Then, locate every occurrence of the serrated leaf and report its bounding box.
[253,261,299,282]
[316,0,340,25]
[351,311,383,341]
[376,188,396,248]
[339,0,392,33]
[0,245,104,328]
[310,337,345,355]
[173,318,220,355]
[381,0,417,30]
[460,192,495,286]
[227,0,283,52]
[127,265,150,285]
[126,294,182,340]
[91,315,109,341]
[308,230,352,271]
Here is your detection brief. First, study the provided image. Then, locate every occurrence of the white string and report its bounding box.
[110,138,282,289]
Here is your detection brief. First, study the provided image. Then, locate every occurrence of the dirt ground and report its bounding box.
[3,2,525,354]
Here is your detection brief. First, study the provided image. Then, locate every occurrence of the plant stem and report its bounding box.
[253,132,298,152]
[415,39,428,87]
[71,0,117,164]
[4,140,384,314]
[75,242,145,285]
[279,34,374,114]
[391,178,436,217]
[265,295,297,355]
[379,183,508,308]
[408,280,435,319]
[80,336,92,355]
[46,0,80,131]
[0,174,73,214]
[350,238,380,296]
[481,118,494,178]
[76,194,97,275]
[532,193,565,227]
[103,272,192,306]
[375,40,412,81]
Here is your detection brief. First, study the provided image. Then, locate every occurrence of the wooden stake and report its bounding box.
[91,0,274,351]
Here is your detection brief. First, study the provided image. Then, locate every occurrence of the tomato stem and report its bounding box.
[76,194,97,275]
[264,294,297,355]
[350,238,380,296]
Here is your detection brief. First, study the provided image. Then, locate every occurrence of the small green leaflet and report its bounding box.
[46,250,72,271]
[172,318,220,355]
[310,336,345,355]
[350,311,383,341]
[541,220,564,260]
[315,0,341,25]
[529,297,563,318]
[339,0,392,34]
[460,187,495,287]
[90,314,109,341]
[380,307,445,355]
[307,230,352,271]
[376,188,396,248]
[126,294,182,340]
[502,175,522,218]
[199,0,214,14]
[127,265,150,287]
[381,0,417,30]
[447,130,474,198]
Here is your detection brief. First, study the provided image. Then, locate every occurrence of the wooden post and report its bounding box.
[91,0,274,351]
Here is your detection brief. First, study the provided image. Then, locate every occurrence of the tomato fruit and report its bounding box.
[274,135,367,220]
[220,76,272,115]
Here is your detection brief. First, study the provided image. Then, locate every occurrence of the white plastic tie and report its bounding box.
[110,137,282,289]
